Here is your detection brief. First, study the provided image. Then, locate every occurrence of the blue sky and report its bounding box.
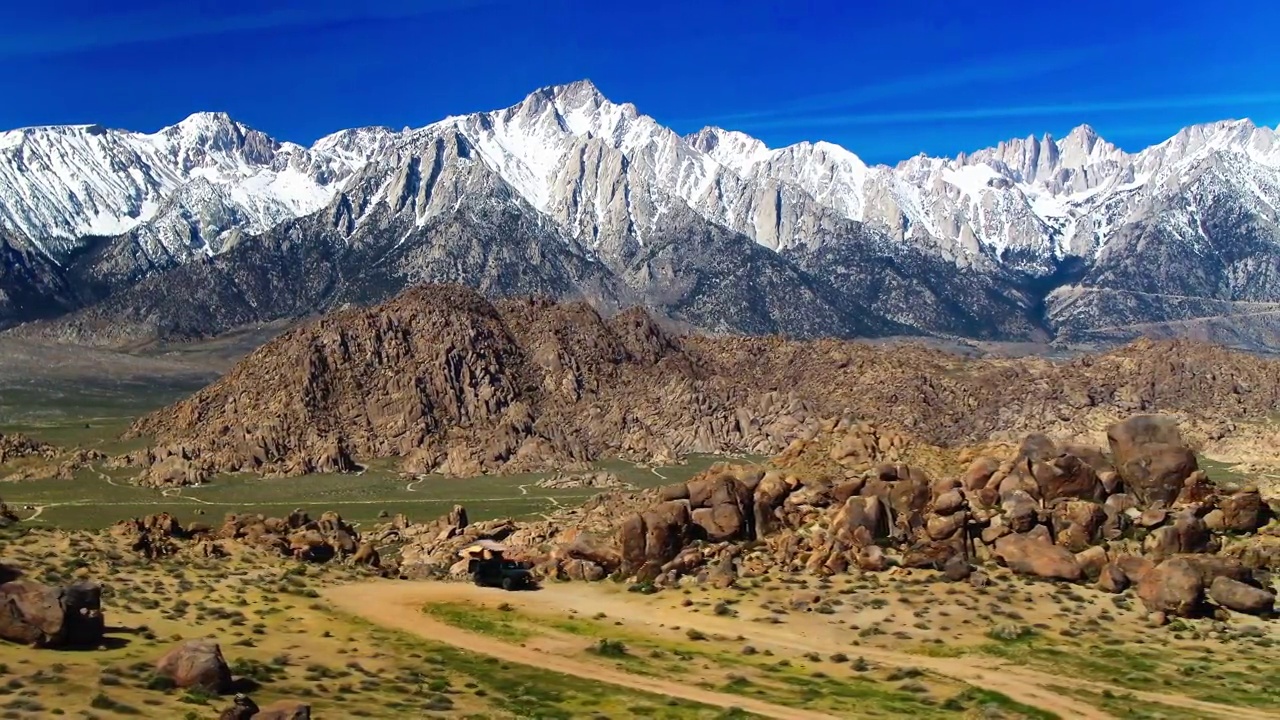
[1,0,1276,164]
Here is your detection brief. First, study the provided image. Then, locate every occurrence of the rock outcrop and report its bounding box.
[109,509,381,568]
[386,413,1279,625]
[125,287,1280,485]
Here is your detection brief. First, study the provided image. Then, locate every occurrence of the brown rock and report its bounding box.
[855,544,887,572]
[1175,555,1252,587]
[1097,563,1129,593]
[1002,491,1040,534]
[961,456,1000,491]
[932,490,965,516]
[1142,512,1211,560]
[903,539,963,570]
[1114,554,1155,585]
[155,640,232,693]
[752,472,790,536]
[942,555,972,582]
[0,580,104,648]
[926,512,967,541]
[994,533,1083,582]
[1032,454,1103,502]
[563,532,621,572]
[618,513,648,576]
[1075,546,1109,581]
[1137,558,1204,617]
[831,495,888,547]
[1219,489,1268,532]
[1051,500,1107,552]
[1107,415,1199,507]
[352,543,380,567]
[1208,577,1275,615]
[562,558,606,582]
[1017,433,1059,465]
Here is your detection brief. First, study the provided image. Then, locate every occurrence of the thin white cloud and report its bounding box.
[726,93,1280,130]
[0,0,498,57]
[683,48,1113,127]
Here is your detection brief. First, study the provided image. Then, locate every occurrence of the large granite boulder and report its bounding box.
[0,580,104,648]
[1107,416,1199,507]
[994,534,1083,582]
[155,640,232,693]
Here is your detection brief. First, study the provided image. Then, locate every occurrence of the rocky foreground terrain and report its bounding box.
[122,284,1280,489]
[4,410,1280,717]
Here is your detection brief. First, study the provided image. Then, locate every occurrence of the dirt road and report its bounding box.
[327,580,1278,720]
[326,581,842,720]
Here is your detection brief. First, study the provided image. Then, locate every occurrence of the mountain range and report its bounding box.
[3,79,1280,349]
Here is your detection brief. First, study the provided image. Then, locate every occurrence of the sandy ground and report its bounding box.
[324,579,1262,720]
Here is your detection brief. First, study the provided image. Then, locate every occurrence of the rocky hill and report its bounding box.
[5,81,1280,348]
[129,285,1280,481]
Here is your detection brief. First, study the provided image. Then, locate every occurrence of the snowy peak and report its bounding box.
[686,127,771,173]
[0,110,364,258]
[3,80,1280,286]
[1141,118,1280,170]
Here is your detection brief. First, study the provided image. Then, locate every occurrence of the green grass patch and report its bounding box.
[422,602,535,643]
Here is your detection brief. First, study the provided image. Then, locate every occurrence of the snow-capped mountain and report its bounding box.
[0,112,361,259]
[4,80,1280,349]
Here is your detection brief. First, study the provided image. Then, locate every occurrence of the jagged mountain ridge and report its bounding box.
[3,80,1280,346]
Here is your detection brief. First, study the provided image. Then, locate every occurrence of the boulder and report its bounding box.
[705,555,737,589]
[1032,454,1103,502]
[1208,577,1275,615]
[961,456,1001,491]
[902,539,963,570]
[1002,491,1039,534]
[831,495,888,547]
[942,555,972,582]
[619,501,693,579]
[1114,554,1154,585]
[1175,555,1253,587]
[0,580,104,648]
[1075,546,1109,582]
[1107,415,1199,507]
[855,544,888,572]
[1219,489,1268,532]
[351,543,380,567]
[1098,563,1129,593]
[1143,512,1211,560]
[155,640,232,693]
[994,534,1083,582]
[1017,433,1059,465]
[925,511,967,541]
[618,513,648,576]
[562,559,607,582]
[1137,558,1204,617]
[1051,500,1107,552]
[564,532,621,571]
[932,490,966,516]
[752,472,790,536]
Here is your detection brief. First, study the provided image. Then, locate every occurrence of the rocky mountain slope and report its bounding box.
[4,82,1280,346]
[129,286,1280,482]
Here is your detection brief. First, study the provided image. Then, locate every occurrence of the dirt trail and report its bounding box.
[326,582,841,720]
[328,581,1274,720]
